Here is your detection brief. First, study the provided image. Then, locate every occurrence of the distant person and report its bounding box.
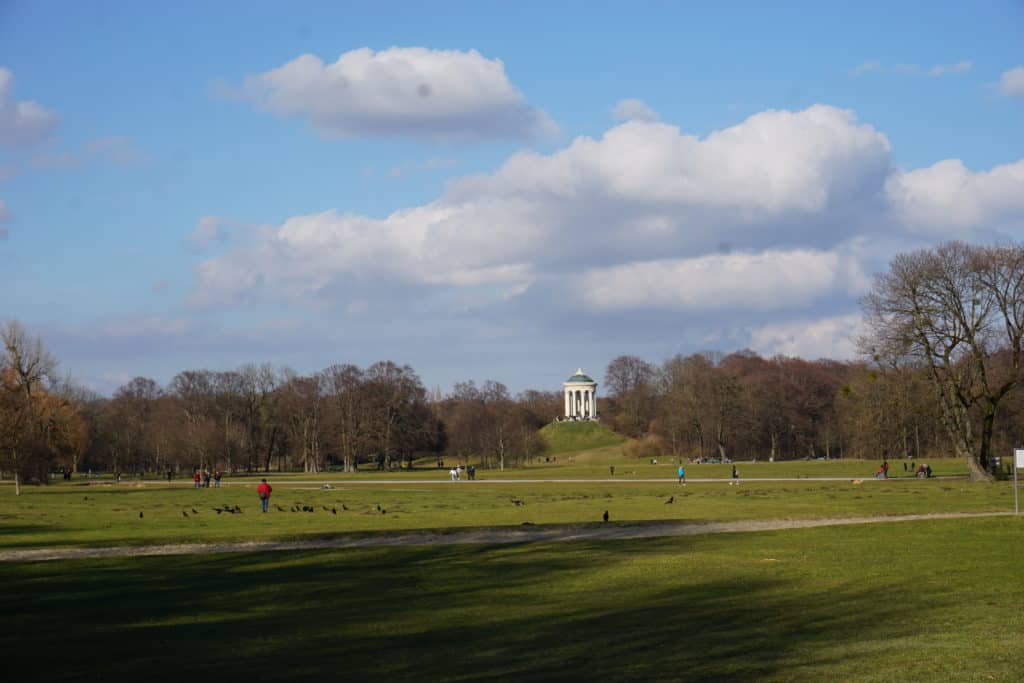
[875,466,887,480]
[677,464,686,485]
[731,465,739,485]
[903,462,908,472]
[916,464,926,478]
[193,470,201,489]
[166,468,173,484]
[202,469,211,488]
[882,461,889,477]
[213,470,222,488]
[925,464,933,478]
[468,465,476,481]
[609,465,615,476]
[449,468,458,481]
[257,478,272,512]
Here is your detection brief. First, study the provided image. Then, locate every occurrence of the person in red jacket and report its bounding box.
[257,478,272,512]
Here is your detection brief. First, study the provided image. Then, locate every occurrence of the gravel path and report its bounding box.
[0,511,1009,563]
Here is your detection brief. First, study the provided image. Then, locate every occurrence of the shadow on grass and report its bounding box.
[2,538,947,682]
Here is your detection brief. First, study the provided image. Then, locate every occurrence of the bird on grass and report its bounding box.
[182,511,189,518]
[510,498,526,507]
[665,496,674,505]
[191,508,198,514]
[291,505,299,512]
[275,505,285,512]
[322,506,330,512]
[376,503,382,512]
[342,504,349,511]
[602,510,609,523]
[233,505,242,513]
[138,512,144,519]
[381,508,387,515]
[331,507,337,515]
[213,508,223,514]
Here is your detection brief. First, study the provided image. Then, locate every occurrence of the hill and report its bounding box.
[539,421,626,454]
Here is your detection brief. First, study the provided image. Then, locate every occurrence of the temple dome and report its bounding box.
[565,368,595,384]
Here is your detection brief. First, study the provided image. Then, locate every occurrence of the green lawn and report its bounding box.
[4,517,1023,681]
[539,420,626,454]
[0,475,1013,549]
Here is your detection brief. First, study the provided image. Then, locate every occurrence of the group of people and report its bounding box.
[191,468,223,488]
[876,460,933,478]
[448,465,476,481]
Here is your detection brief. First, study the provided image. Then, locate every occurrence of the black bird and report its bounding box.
[139,512,144,519]
[376,503,382,512]
[214,508,223,514]
[511,498,525,507]
[322,506,330,512]
[342,504,349,511]
[602,510,609,523]
[665,496,674,504]
[331,507,337,515]
[182,511,189,518]
[381,508,387,515]
[276,505,285,512]
[234,505,242,513]
[191,508,198,514]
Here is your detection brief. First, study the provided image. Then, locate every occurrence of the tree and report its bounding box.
[604,355,655,436]
[0,322,83,494]
[861,242,1024,480]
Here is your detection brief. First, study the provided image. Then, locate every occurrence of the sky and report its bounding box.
[1,1,1023,396]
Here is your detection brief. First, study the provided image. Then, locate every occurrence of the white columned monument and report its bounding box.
[563,369,598,421]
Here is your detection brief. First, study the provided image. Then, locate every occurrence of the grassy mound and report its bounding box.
[539,421,626,454]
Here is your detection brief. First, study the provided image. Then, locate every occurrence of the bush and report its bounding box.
[624,435,665,460]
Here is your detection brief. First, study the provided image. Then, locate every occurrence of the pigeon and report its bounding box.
[214,508,223,514]
[381,508,387,515]
[234,505,242,513]
[139,512,144,519]
[182,511,189,518]
[376,503,382,512]
[331,507,337,515]
[665,496,674,504]
[602,510,609,523]
[322,506,330,512]
[342,504,349,511]
[191,508,198,514]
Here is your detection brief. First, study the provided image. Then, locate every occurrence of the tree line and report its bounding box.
[3,241,1023,487]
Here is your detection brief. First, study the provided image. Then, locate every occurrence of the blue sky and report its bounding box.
[1,1,1022,395]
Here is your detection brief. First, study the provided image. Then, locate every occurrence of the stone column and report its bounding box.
[564,389,570,418]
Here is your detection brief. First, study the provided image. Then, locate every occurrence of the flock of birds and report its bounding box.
[98,490,683,525]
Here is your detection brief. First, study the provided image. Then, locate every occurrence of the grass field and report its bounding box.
[4,454,1021,681]
[539,420,626,454]
[0,471,1013,549]
[3,517,1023,681]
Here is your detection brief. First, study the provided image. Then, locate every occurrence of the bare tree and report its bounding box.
[861,242,1024,480]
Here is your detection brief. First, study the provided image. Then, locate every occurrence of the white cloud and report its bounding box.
[998,66,1024,97]
[0,67,58,146]
[927,61,971,76]
[886,159,1024,236]
[235,47,557,141]
[193,105,893,308]
[187,216,231,250]
[612,98,660,122]
[579,249,865,312]
[750,313,863,359]
[850,61,882,76]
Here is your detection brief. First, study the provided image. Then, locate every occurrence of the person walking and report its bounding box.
[213,470,222,488]
[166,468,173,484]
[731,465,739,485]
[677,464,686,485]
[193,470,201,489]
[202,468,211,488]
[257,478,272,513]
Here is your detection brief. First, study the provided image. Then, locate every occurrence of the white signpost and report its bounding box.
[1014,449,1024,515]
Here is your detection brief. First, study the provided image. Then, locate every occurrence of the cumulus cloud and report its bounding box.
[998,66,1024,97]
[193,105,893,307]
[0,67,58,146]
[750,313,863,359]
[612,98,660,122]
[579,249,868,312]
[886,159,1024,236]
[234,47,557,141]
[188,102,1023,361]
[187,216,231,251]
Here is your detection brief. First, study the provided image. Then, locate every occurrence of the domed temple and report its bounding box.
[563,369,598,421]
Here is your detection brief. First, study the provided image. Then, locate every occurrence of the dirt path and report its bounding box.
[0,511,1011,563]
